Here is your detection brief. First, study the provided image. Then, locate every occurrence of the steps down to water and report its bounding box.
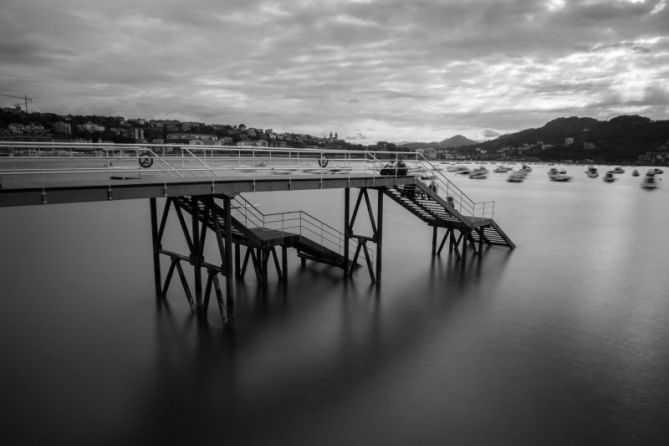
[384,181,515,249]
[174,196,352,269]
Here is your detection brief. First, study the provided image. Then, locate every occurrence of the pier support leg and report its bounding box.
[432,225,437,256]
[343,187,350,277]
[223,197,234,308]
[346,188,383,283]
[150,198,162,299]
[282,245,288,281]
[191,197,203,313]
[375,189,383,283]
[234,243,241,278]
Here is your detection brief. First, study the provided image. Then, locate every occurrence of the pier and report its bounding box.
[0,142,514,324]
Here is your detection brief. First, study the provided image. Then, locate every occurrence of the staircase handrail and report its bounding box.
[230,194,370,263]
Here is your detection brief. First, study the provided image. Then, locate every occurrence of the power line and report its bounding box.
[0,93,33,112]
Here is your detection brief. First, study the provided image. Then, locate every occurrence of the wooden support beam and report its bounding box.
[362,242,376,283]
[240,247,251,278]
[343,187,350,276]
[203,271,214,312]
[282,245,288,281]
[349,187,365,230]
[191,196,203,312]
[157,197,172,242]
[234,243,241,277]
[363,188,377,235]
[223,196,233,302]
[173,202,194,254]
[175,260,195,310]
[261,249,270,284]
[150,198,162,299]
[375,189,383,283]
[212,273,228,324]
[161,257,178,299]
[437,228,451,256]
[271,247,282,280]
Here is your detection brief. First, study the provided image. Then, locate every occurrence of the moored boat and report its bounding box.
[548,167,572,182]
[632,169,640,177]
[469,168,488,179]
[612,166,625,174]
[641,172,658,190]
[493,165,512,173]
[603,171,616,182]
[586,166,599,178]
[507,170,526,182]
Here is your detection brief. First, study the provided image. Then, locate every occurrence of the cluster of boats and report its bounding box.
[440,162,664,189]
[447,163,528,181]
[583,165,662,188]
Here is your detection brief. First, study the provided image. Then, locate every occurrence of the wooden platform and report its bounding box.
[0,174,415,207]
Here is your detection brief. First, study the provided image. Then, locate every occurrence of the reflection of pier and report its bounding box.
[0,142,514,325]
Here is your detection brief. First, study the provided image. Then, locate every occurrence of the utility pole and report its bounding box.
[0,93,33,112]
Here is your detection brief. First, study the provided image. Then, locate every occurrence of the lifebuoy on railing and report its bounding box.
[138,151,154,168]
[318,155,328,168]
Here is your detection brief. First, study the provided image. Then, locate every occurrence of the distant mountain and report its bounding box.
[469,115,669,163]
[400,134,478,150]
[441,134,479,147]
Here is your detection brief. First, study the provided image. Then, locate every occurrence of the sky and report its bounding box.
[1,0,668,144]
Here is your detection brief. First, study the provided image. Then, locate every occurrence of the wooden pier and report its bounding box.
[0,142,514,325]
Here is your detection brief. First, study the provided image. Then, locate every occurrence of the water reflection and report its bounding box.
[130,245,513,444]
[3,174,669,445]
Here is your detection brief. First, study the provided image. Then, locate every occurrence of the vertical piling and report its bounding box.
[376,189,383,283]
[343,187,350,277]
[150,198,162,299]
[191,196,203,311]
[223,196,234,301]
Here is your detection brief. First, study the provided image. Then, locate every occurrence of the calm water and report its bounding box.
[1,165,668,445]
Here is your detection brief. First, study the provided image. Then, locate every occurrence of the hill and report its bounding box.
[400,134,478,150]
[470,115,669,163]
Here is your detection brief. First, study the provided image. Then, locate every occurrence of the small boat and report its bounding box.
[446,165,469,173]
[632,169,640,177]
[507,170,526,182]
[651,168,664,175]
[520,164,532,173]
[493,165,512,173]
[612,166,625,174]
[603,171,616,182]
[586,166,599,178]
[469,169,487,179]
[548,167,572,182]
[641,172,658,189]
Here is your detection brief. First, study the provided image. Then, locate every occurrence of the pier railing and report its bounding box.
[0,141,493,220]
[230,194,368,263]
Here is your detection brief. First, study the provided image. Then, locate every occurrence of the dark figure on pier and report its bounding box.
[380,160,408,176]
[403,183,416,199]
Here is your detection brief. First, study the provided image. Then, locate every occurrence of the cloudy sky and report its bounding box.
[1,0,668,143]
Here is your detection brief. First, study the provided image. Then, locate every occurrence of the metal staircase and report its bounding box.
[174,194,363,271]
[384,179,515,250]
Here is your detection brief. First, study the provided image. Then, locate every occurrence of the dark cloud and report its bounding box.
[1,0,667,143]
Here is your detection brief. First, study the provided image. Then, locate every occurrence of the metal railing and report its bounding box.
[0,141,493,220]
[230,194,369,263]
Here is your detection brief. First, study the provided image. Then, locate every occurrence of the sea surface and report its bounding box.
[1,164,668,445]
